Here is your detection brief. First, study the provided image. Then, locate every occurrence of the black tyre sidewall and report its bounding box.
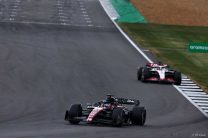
[174,71,181,85]
[141,67,149,82]
[112,107,125,127]
[68,104,82,124]
[131,107,146,126]
[137,67,143,80]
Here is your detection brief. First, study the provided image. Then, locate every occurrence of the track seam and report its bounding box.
[99,0,208,118]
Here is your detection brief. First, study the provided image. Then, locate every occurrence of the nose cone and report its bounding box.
[158,69,166,80]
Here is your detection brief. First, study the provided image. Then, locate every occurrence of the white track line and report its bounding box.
[180,84,197,86]
[196,103,208,106]
[201,106,208,110]
[178,86,200,89]
[189,95,208,98]
[174,85,208,117]
[180,88,204,92]
[191,97,208,100]
[181,81,195,84]
[184,92,207,95]
[194,100,208,104]
[182,78,191,81]
[99,0,208,118]
[198,104,208,106]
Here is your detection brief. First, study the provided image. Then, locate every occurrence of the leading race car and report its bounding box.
[137,62,181,85]
[65,94,146,127]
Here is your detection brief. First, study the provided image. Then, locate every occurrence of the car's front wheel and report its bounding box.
[67,104,82,124]
[174,71,181,85]
[137,67,143,80]
[131,106,146,126]
[141,68,150,82]
[112,107,125,127]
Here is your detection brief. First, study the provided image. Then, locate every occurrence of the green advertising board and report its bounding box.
[188,42,208,53]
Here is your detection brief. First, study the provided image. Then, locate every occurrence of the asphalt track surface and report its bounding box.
[0,0,207,138]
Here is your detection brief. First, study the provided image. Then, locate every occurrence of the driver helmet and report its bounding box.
[105,94,116,104]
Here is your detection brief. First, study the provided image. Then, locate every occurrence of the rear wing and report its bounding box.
[116,98,140,106]
[146,63,168,68]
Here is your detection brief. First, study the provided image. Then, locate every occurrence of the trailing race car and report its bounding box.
[137,62,181,85]
[65,94,146,127]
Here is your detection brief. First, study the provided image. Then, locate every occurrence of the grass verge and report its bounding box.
[120,23,208,91]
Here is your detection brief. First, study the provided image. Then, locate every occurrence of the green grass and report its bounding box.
[120,23,208,91]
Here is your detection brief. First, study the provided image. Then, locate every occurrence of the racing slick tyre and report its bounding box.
[131,107,146,126]
[174,71,181,85]
[67,104,82,124]
[112,107,125,127]
[137,67,143,80]
[141,67,150,82]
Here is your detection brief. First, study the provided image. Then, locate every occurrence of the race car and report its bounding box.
[65,94,146,127]
[137,62,181,85]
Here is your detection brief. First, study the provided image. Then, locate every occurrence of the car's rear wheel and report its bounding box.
[174,71,181,85]
[67,104,82,124]
[137,67,143,80]
[141,68,150,82]
[131,106,146,126]
[112,107,125,127]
